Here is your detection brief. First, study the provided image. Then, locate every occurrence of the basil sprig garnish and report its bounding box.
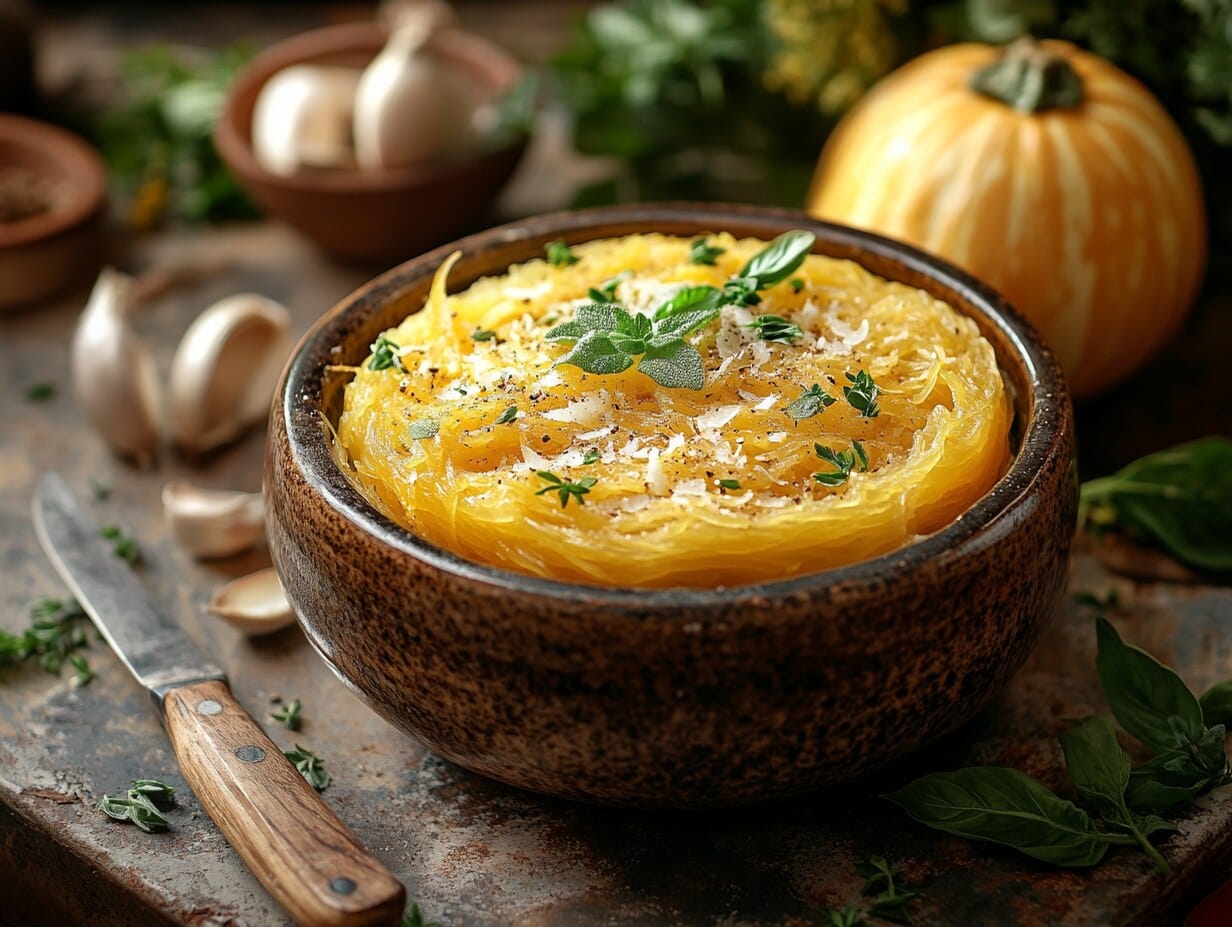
[887,616,1232,873]
[1080,436,1232,572]
[547,231,815,390]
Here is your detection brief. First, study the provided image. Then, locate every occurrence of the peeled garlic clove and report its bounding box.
[169,294,292,455]
[71,267,162,467]
[162,481,265,560]
[252,64,361,175]
[354,3,478,169]
[208,568,295,635]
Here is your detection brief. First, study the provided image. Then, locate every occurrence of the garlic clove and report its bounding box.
[353,4,478,170]
[169,294,292,455]
[71,267,162,467]
[252,65,361,175]
[162,481,265,560]
[207,568,296,635]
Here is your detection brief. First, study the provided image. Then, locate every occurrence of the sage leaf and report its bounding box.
[737,230,815,288]
[1080,437,1232,571]
[885,767,1125,867]
[1200,679,1232,727]
[544,303,626,342]
[557,331,635,376]
[639,339,704,391]
[407,419,439,440]
[1095,617,1204,752]
[785,384,835,421]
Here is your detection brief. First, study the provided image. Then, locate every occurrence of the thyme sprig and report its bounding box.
[535,471,597,508]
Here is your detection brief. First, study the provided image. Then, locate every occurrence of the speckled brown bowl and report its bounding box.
[266,204,1077,808]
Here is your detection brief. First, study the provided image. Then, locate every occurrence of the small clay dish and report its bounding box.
[0,114,105,312]
[215,21,527,265]
[267,204,1077,808]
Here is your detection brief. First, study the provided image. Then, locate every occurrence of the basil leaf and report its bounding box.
[885,767,1119,867]
[544,303,627,342]
[638,340,704,390]
[653,285,723,320]
[556,331,634,376]
[1060,716,1131,821]
[737,230,815,288]
[1125,751,1217,809]
[653,307,723,341]
[1200,679,1232,727]
[1095,618,1204,752]
[1080,437,1232,571]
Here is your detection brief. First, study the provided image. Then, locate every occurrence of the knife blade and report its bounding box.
[33,474,405,927]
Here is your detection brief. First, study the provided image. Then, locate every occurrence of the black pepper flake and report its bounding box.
[541,434,551,443]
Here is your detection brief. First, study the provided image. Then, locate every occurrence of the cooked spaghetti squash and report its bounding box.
[333,232,1011,588]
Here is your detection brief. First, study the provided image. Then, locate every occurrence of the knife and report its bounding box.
[33,474,405,927]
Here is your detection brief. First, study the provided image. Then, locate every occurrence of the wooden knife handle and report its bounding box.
[163,679,405,927]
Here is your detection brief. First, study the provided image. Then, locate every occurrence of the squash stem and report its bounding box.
[969,36,1084,113]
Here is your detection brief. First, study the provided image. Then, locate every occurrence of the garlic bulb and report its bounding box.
[169,294,292,455]
[252,65,361,175]
[207,568,295,635]
[353,2,479,169]
[71,268,162,467]
[162,481,265,560]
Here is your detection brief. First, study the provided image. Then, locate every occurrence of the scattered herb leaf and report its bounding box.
[496,405,518,425]
[736,229,815,288]
[68,653,93,688]
[128,779,176,809]
[844,369,881,418]
[588,270,631,303]
[25,382,55,402]
[813,442,869,486]
[1079,437,1232,572]
[746,313,803,344]
[100,526,141,566]
[857,855,919,924]
[582,450,601,465]
[271,697,303,732]
[718,478,741,490]
[470,329,496,342]
[408,419,439,440]
[789,276,805,293]
[785,383,836,421]
[535,471,597,508]
[823,905,868,927]
[368,335,406,373]
[689,237,726,265]
[285,745,331,791]
[98,780,175,834]
[0,597,91,681]
[546,239,579,266]
[401,902,444,927]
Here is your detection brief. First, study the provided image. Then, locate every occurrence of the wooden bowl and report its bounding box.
[266,204,1077,807]
[215,21,528,265]
[0,115,105,312]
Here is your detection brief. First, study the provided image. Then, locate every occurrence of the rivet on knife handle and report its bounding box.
[162,679,405,927]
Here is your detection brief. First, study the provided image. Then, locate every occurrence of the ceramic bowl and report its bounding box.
[0,114,105,312]
[266,204,1077,807]
[215,21,527,265]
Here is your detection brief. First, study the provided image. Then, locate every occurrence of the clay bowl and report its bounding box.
[215,21,527,265]
[267,203,1077,807]
[0,114,105,312]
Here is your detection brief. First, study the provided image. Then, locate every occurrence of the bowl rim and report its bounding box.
[214,19,525,196]
[278,202,1072,608]
[0,114,106,249]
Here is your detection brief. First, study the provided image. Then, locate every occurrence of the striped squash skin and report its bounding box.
[807,41,1207,399]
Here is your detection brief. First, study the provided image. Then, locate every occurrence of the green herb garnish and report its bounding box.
[546,239,579,266]
[1,597,91,680]
[128,779,177,808]
[857,855,918,924]
[496,405,519,424]
[823,906,867,927]
[746,314,803,344]
[843,369,881,418]
[368,335,406,372]
[785,383,836,421]
[588,270,631,303]
[718,478,741,490]
[26,382,55,402]
[582,450,601,465]
[887,617,1232,872]
[789,277,805,293]
[101,526,141,566]
[470,329,496,342]
[535,471,597,508]
[90,478,112,501]
[68,654,93,688]
[689,237,726,265]
[1079,437,1232,572]
[97,778,176,833]
[813,441,868,486]
[401,902,444,927]
[271,698,302,732]
[285,745,331,791]
[408,419,439,440]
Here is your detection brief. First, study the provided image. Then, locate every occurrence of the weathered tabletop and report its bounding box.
[4,5,1232,927]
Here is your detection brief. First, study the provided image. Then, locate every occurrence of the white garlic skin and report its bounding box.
[252,64,360,175]
[162,481,265,560]
[353,27,479,169]
[168,294,292,455]
[208,568,296,636]
[71,268,162,467]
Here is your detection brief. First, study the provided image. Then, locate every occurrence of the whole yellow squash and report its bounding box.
[807,38,1207,399]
